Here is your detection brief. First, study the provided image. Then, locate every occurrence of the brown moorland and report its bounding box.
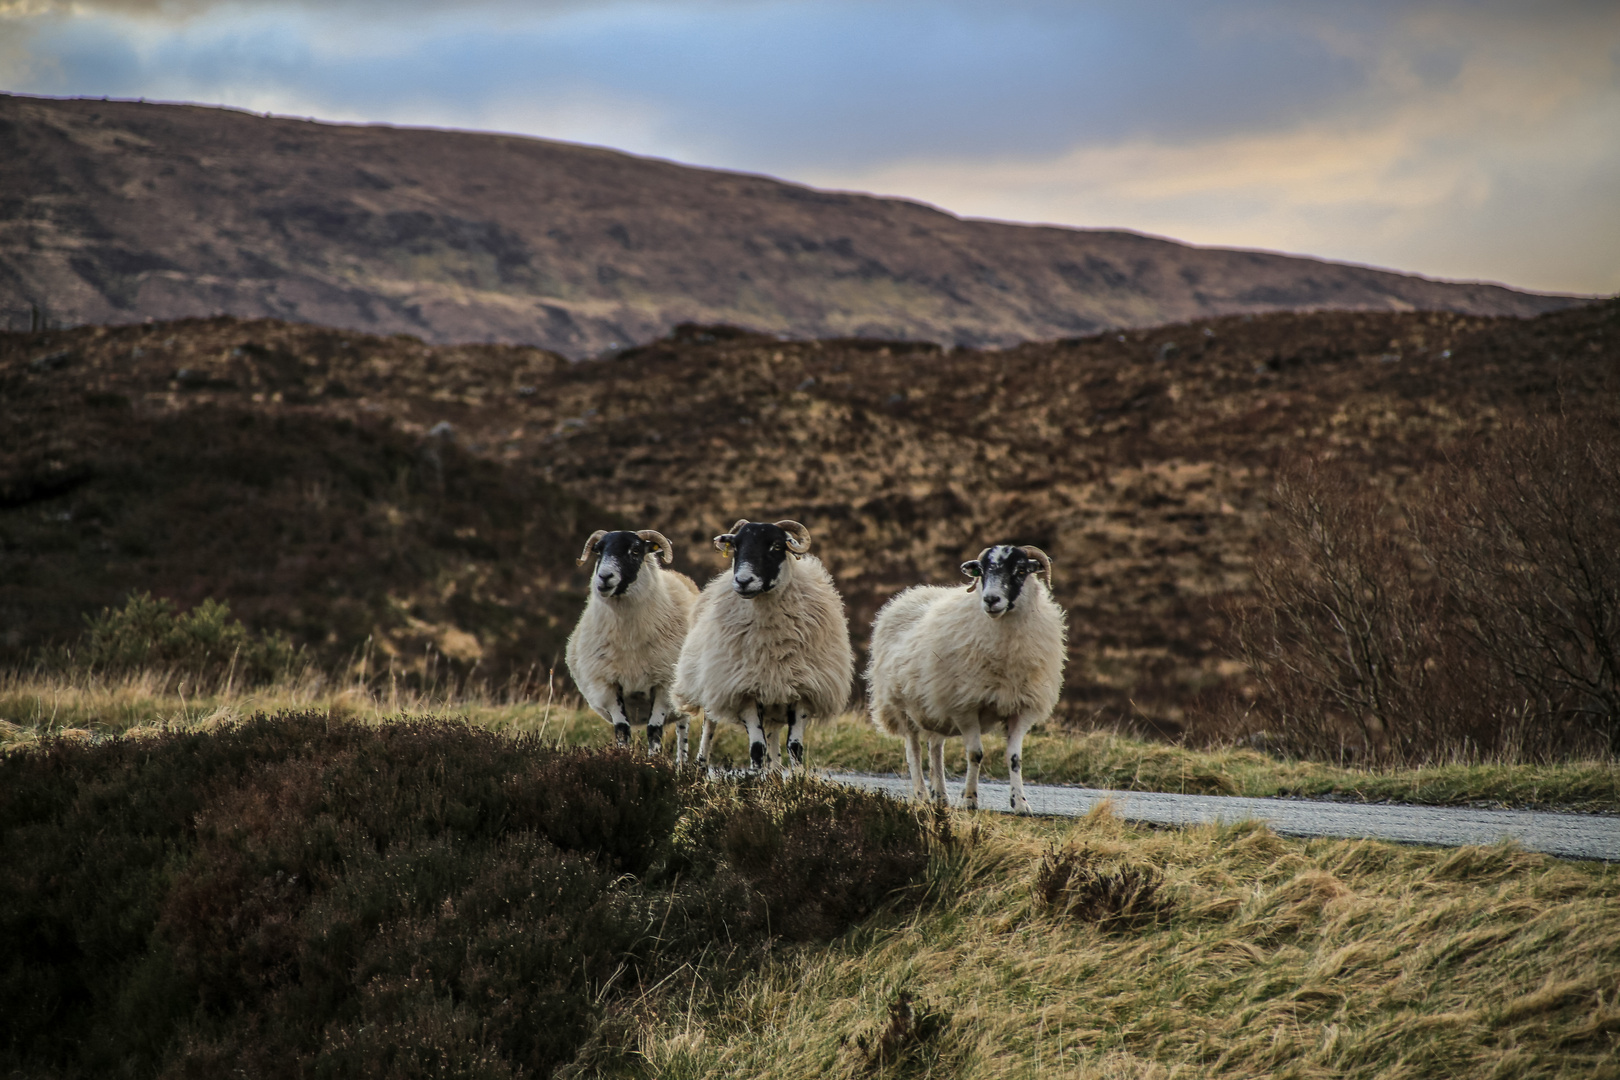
[3,300,1617,736]
[0,93,1583,357]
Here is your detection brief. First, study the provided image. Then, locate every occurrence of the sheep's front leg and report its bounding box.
[611,687,632,748]
[927,734,948,806]
[645,685,671,757]
[1006,712,1040,814]
[785,702,807,773]
[903,724,927,801]
[960,720,985,810]
[764,725,782,770]
[696,715,717,771]
[742,700,768,772]
[674,713,690,767]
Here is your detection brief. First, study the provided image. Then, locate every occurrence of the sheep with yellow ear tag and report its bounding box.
[674,519,854,773]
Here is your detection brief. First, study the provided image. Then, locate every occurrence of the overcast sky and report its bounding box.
[5,0,1617,295]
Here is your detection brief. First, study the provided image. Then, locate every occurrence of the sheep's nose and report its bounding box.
[733,573,761,596]
[596,573,618,592]
[982,594,1007,615]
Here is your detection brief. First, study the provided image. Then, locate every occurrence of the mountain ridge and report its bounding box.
[0,93,1585,357]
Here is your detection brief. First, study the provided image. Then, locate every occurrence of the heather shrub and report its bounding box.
[0,713,929,1078]
[73,591,301,686]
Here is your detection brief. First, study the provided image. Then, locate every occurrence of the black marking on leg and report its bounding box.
[750,740,766,769]
[789,740,804,766]
[614,722,631,746]
[646,724,663,753]
[1009,753,1021,773]
[969,749,984,765]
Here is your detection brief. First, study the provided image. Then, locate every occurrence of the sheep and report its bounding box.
[866,545,1066,813]
[564,529,700,761]
[673,519,855,772]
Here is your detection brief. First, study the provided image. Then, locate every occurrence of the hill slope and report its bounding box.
[4,301,1614,731]
[0,94,1584,357]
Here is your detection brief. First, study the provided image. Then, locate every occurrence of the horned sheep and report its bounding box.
[866,545,1066,813]
[674,519,855,772]
[564,529,700,760]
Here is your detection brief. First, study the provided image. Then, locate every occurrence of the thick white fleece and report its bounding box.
[674,554,854,724]
[867,578,1066,736]
[565,562,699,721]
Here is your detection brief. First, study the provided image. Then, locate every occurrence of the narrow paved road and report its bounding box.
[827,773,1620,862]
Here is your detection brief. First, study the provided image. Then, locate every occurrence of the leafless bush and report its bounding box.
[1421,414,1620,756]
[1234,412,1620,764]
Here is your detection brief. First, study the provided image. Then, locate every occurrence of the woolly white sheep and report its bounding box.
[674,519,854,772]
[866,545,1066,813]
[564,529,700,760]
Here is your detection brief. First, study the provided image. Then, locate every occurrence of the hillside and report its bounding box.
[4,300,1614,734]
[0,94,1585,358]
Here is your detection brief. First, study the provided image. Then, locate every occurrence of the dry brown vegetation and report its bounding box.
[5,300,1616,741]
[1235,411,1620,765]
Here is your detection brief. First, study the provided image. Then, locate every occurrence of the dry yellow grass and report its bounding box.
[633,807,1620,1079]
[4,672,1618,1076]
[4,672,1618,811]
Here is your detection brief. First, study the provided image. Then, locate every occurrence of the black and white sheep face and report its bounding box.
[717,522,793,599]
[961,545,1044,618]
[588,531,650,597]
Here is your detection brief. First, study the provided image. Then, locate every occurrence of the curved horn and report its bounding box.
[636,530,675,565]
[729,518,751,534]
[1020,545,1053,580]
[775,520,811,553]
[576,530,609,566]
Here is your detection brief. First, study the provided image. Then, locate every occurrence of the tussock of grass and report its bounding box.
[632,809,1620,1079]
[3,673,1618,811]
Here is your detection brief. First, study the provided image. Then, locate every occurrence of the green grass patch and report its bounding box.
[3,672,1617,812]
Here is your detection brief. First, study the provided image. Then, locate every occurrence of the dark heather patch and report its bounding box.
[594,530,648,595]
[725,522,792,596]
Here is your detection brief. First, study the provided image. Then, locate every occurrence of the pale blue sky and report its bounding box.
[5,1,1618,294]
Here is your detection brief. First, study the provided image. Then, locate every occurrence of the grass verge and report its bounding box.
[631,807,1620,1079]
[3,670,1618,812]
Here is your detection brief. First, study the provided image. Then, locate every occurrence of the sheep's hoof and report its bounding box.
[961,796,979,811]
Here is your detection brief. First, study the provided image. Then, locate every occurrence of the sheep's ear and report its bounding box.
[577,530,609,566]
[1020,546,1053,579]
[713,533,737,557]
[960,560,983,591]
[637,530,675,565]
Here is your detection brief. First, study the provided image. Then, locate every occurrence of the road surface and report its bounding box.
[827,772,1620,862]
